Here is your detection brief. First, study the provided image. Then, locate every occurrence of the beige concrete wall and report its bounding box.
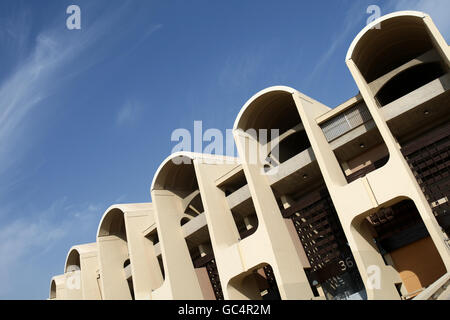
[96,204,163,300]
[97,235,131,300]
[125,210,164,300]
[49,275,68,300]
[65,243,101,300]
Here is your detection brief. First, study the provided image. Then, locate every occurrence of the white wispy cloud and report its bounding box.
[0,1,151,175]
[0,28,84,175]
[304,2,366,86]
[218,47,266,89]
[116,99,142,126]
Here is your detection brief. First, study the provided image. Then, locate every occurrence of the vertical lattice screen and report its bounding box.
[205,259,224,300]
[401,122,450,236]
[193,253,224,300]
[281,188,357,281]
[320,102,372,142]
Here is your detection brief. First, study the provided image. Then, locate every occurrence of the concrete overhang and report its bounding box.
[64,242,98,272]
[96,203,153,238]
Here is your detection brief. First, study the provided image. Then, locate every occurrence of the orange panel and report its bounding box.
[390,236,446,294]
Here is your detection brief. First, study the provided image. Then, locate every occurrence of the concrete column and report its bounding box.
[80,253,102,300]
[233,132,314,299]
[194,161,250,299]
[125,212,163,300]
[151,190,204,299]
[97,236,132,300]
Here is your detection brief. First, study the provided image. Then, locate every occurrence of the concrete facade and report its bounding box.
[49,11,450,300]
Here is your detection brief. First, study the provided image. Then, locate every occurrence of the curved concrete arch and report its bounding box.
[346,11,427,61]
[65,248,80,272]
[151,152,195,192]
[151,152,236,194]
[49,275,67,300]
[96,203,152,238]
[233,85,300,132]
[64,243,97,272]
[64,243,101,300]
[49,279,57,299]
[96,203,163,300]
[346,11,435,84]
[233,86,316,170]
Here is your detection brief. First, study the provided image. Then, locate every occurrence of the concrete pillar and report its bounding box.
[233,132,314,299]
[80,252,102,300]
[97,236,132,300]
[151,190,204,299]
[125,211,163,300]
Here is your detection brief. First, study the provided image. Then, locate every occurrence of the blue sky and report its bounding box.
[0,0,449,299]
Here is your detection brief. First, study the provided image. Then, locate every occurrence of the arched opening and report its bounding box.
[376,62,447,106]
[50,280,57,300]
[349,13,436,83]
[65,250,81,272]
[180,217,191,226]
[63,249,83,300]
[49,275,66,300]
[227,263,281,300]
[361,199,446,298]
[98,208,127,240]
[235,89,311,169]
